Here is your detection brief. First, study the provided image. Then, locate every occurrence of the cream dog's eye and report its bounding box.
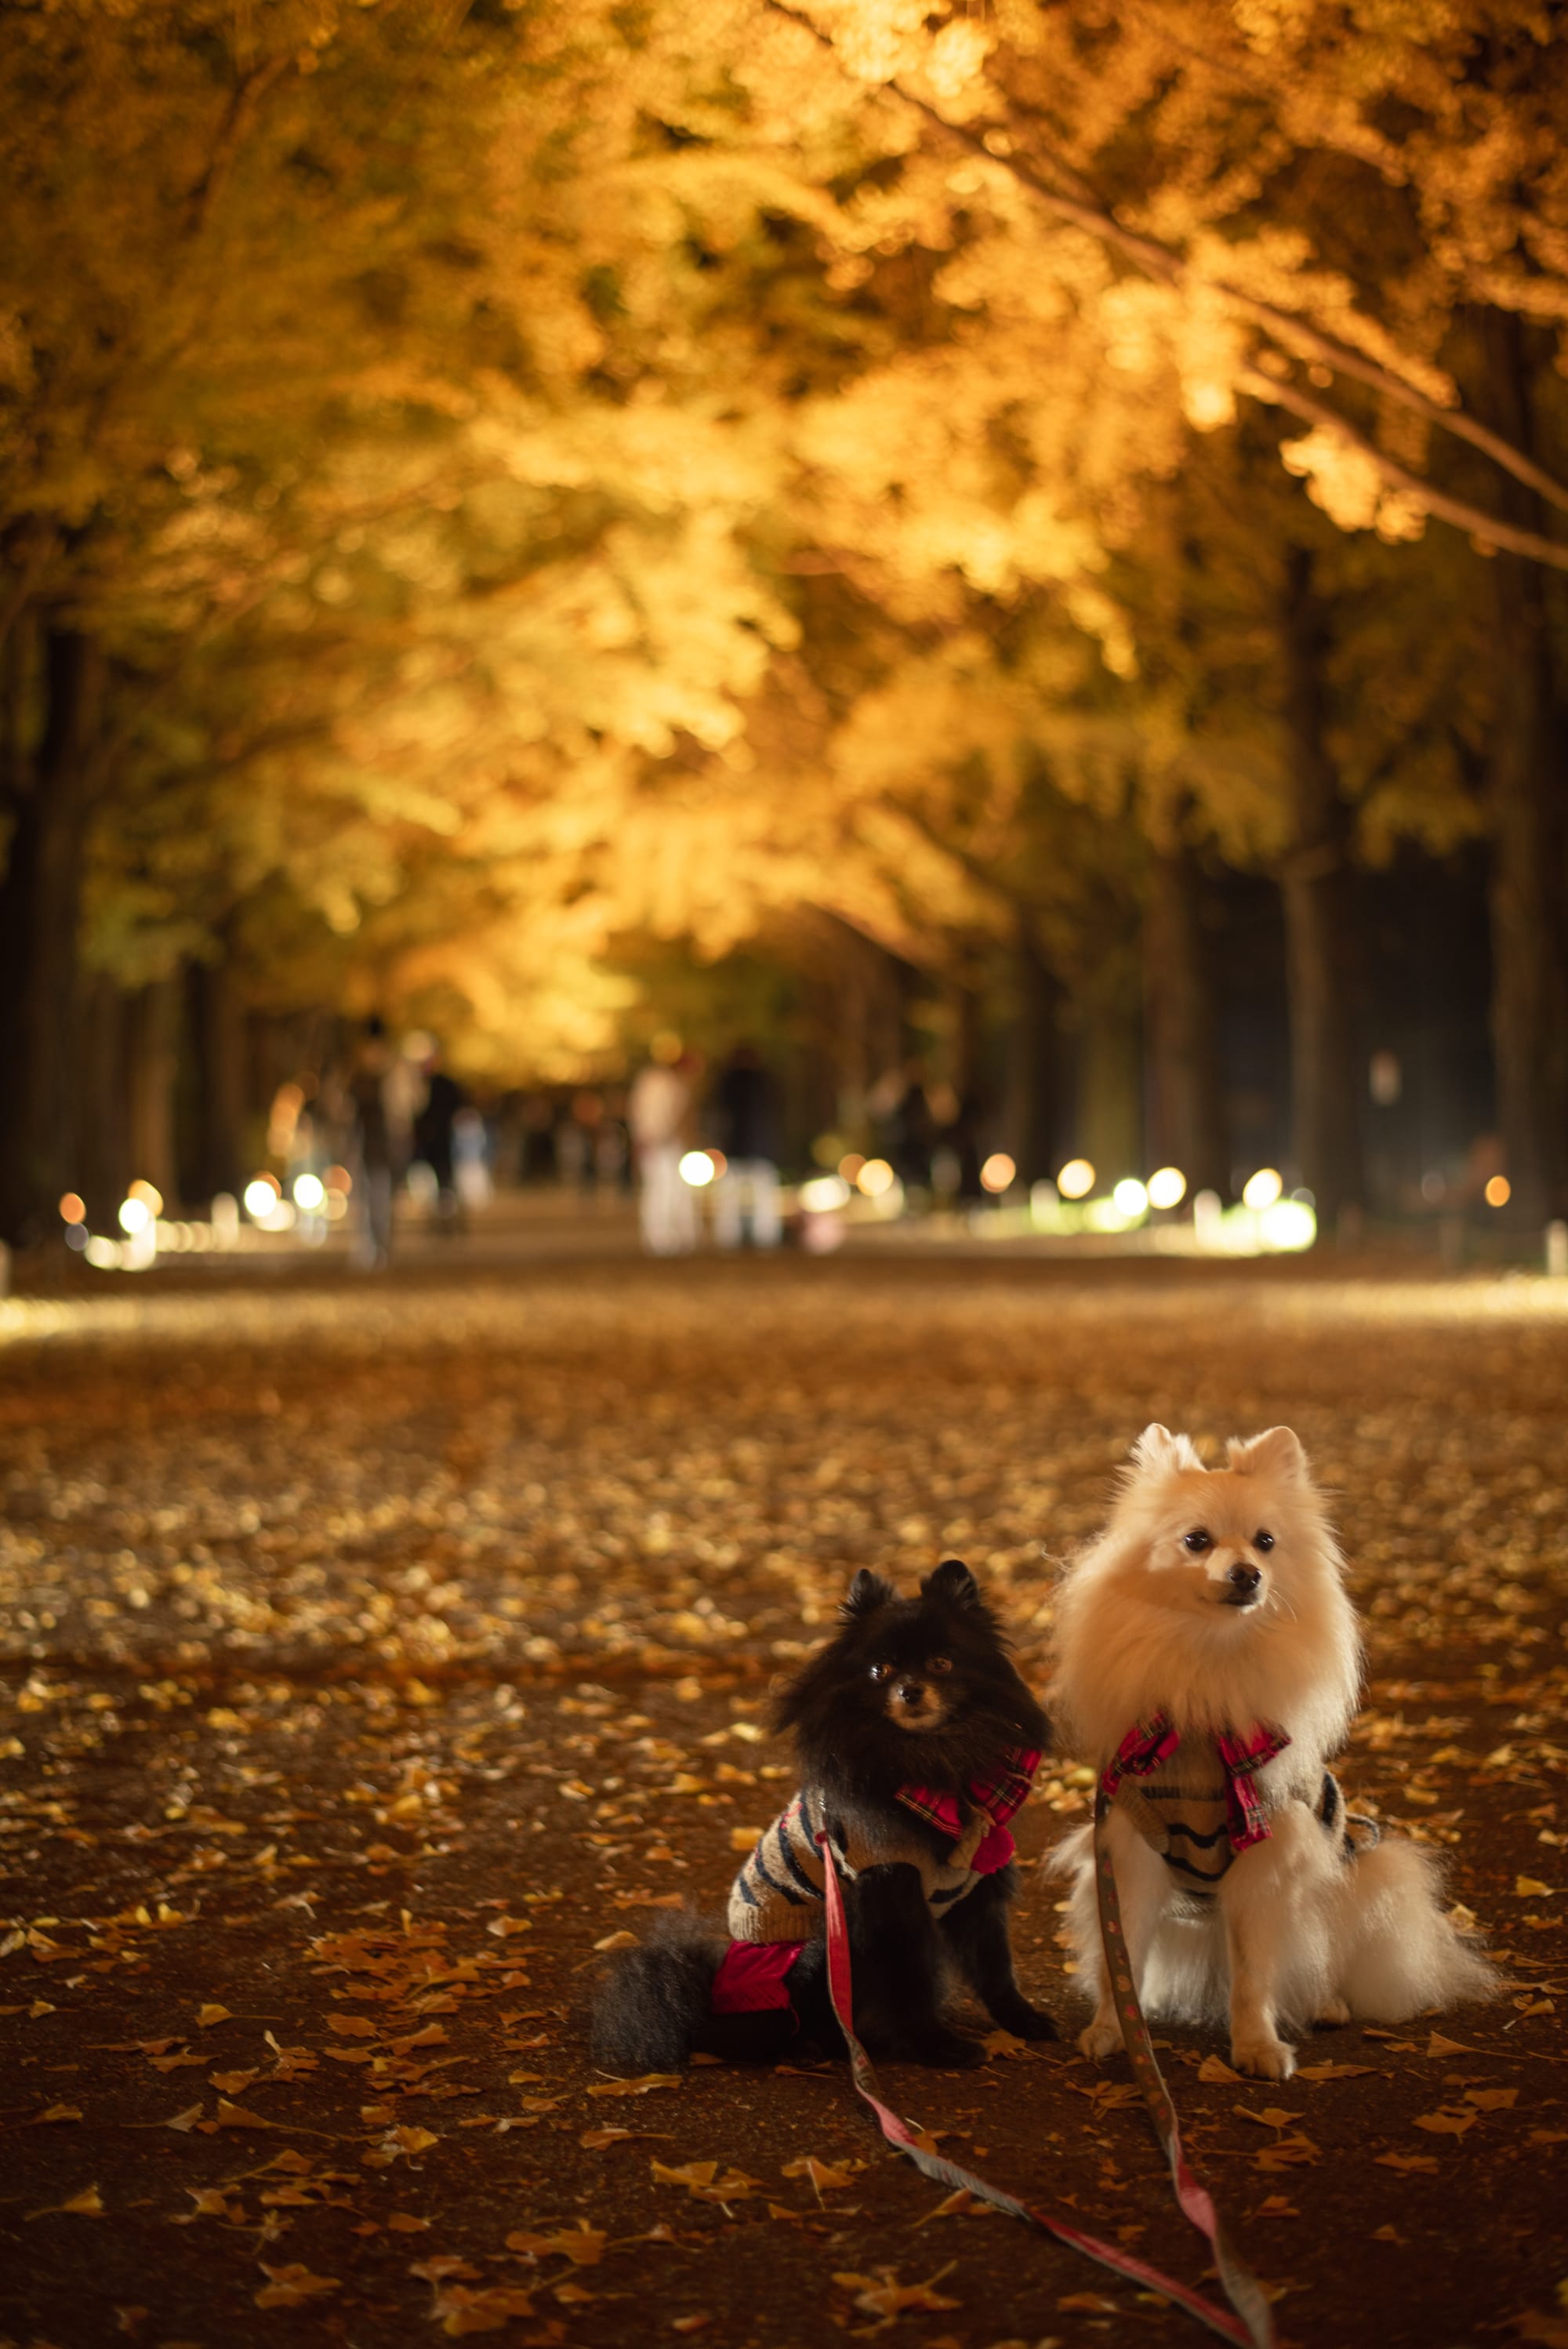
[1254,1530,1275,1552]
[927,1656,953,1675]
[1182,1529,1211,1553]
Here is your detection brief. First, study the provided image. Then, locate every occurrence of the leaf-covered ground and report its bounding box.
[2,1253,1565,2349]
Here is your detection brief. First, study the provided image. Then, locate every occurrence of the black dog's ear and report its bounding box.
[841,1569,896,1620]
[922,1558,980,1609]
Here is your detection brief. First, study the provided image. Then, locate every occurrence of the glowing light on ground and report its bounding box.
[1242,1167,1283,1210]
[292,1173,326,1211]
[1146,1167,1186,1211]
[118,1196,151,1236]
[798,1174,850,1214]
[1057,1158,1095,1200]
[243,1175,282,1220]
[1260,1198,1317,1251]
[1112,1178,1149,1218]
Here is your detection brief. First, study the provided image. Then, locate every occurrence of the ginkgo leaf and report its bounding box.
[505,2227,604,2265]
[254,2262,341,2308]
[586,2073,681,2097]
[779,2155,858,2191]
[833,2267,961,2318]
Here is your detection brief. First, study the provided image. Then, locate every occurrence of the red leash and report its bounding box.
[1093,1795,1276,2349]
[818,1835,1254,2347]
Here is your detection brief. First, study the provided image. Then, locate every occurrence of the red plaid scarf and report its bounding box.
[895,1746,1041,1874]
[1100,1715,1289,1854]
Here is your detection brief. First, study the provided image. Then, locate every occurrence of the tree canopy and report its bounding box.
[3,0,1567,1232]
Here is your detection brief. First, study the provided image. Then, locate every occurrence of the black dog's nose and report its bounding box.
[1227,1562,1261,1596]
[895,1679,927,1704]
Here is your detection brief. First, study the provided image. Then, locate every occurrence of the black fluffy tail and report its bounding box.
[589,1912,728,2073]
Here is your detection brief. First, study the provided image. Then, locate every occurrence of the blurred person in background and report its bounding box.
[413,1044,466,1232]
[452,1104,493,1211]
[595,1087,631,1201]
[629,1037,697,1255]
[711,1040,782,1250]
[348,1017,395,1269]
[569,1091,604,1201]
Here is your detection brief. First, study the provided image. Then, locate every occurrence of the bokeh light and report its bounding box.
[118,1196,151,1236]
[856,1158,895,1198]
[1057,1158,1095,1200]
[678,1150,716,1188]
[1112,1178,1149,1217]
[798,1174,850,1214]
[243,1174,282,1220]
[979,1153,1016,1194]
[1485,1174,1511,1208]
[58,1192,86,1225]
[292,1173,326,1211]
[1242,1167,1283,1210]
[1146,1167,1186,1211]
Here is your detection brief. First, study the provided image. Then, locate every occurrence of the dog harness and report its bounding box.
[714,1748,1040,2014]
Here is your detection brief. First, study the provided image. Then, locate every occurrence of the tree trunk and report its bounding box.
[76,974,132,1225]
[1005,923,1062,1182]
[1475,309,1568,1228]
[0,627,106,1245]
[186,957,248,1203]
[1143,838,1229,1196]
[1076,984,1142,1184]
[1277,546,1363,1226]
[125,978,180,1206]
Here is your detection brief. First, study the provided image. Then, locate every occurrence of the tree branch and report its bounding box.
[762,0,1568,547]
[181,56,295,241]
[1237,369,1568,572]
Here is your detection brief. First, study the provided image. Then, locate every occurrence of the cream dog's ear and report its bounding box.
[1128,1424,1204,1476]
[1226,1425,1308,1479]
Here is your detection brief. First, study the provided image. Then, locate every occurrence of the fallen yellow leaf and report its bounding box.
[254,2262,340,2309]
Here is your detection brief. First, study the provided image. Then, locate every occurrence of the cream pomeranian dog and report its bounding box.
[1049,1424,1494,2080]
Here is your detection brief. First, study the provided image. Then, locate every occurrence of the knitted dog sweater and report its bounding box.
[1102,1714,1356,1889]
[728,1749,1039,1946]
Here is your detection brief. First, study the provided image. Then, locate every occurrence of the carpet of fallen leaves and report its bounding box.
[1,1250,1566,2349]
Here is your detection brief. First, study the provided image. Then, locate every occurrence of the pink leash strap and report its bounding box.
[817,1834,1252,2347]
[1093,1793,1276,2349]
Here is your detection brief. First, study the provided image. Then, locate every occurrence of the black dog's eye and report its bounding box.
[868,1661,891,1683]
[1182,1529,1211,1553]
[927,1656,953,1676]
[1254,1530,1275,1552]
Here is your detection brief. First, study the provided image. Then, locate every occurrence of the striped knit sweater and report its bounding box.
[728,1754,1037,1946]
[1103,1715,1354,1890]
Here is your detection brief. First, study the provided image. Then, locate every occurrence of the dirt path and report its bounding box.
[1,1256,1564,2349]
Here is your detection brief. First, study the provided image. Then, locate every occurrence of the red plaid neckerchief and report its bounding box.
[895,1745,1040,1872]
[1101,1715,1290,1855]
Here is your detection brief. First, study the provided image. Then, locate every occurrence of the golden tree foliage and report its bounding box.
[4,0,1563,1098]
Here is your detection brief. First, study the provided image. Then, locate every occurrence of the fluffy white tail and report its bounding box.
[1328,1836,1497,2021]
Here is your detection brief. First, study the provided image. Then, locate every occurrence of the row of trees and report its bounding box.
[2,0,1566,1241]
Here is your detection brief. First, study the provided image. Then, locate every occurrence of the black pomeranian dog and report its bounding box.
[590,1559,1057,2071]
